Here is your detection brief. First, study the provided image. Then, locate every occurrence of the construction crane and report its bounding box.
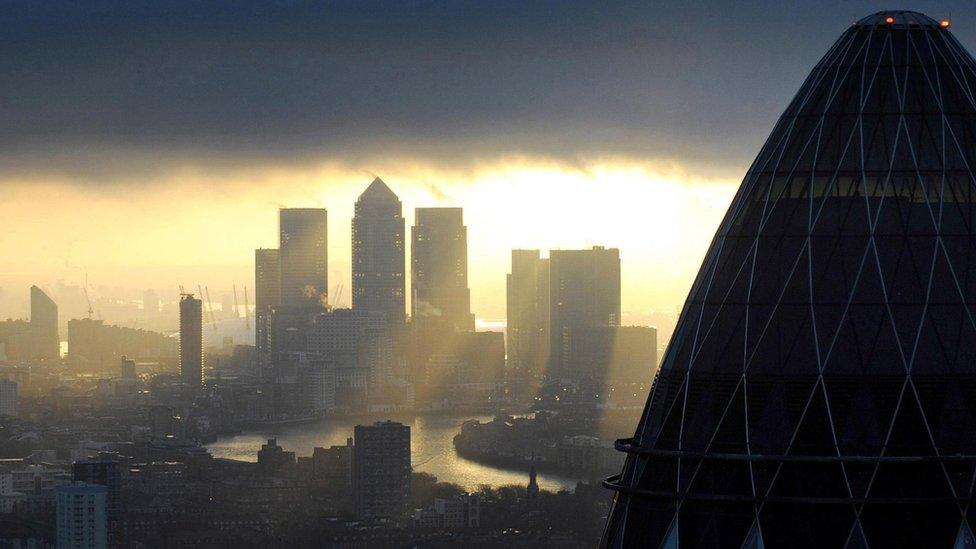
[197,285,214,330]
[243,286,250,329]
[84,274,94,319]
[204,286,217,330]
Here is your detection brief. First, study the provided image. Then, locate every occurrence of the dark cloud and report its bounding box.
[2,0,975,182]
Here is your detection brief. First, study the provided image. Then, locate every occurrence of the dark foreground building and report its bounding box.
[604,11,976,548]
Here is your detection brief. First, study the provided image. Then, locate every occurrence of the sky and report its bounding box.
[2,0,976,322]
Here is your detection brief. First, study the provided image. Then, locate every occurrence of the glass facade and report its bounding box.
[603,11,976,548]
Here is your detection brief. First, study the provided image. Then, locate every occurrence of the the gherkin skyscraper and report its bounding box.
[604,11,976,548]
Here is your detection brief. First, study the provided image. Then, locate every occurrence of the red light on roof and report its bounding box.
[941,19,951,28]
[885,16,895,24]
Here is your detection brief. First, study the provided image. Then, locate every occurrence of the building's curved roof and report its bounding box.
[854,10,945,29]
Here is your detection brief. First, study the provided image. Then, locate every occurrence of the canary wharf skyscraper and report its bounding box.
[255,248,281,354]
[279,208,328,309]
[179,294,203,386]
[352,178,405,327]
[411,208,474,331]
[604,12,976,548]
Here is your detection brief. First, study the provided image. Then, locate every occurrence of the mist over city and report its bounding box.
[5,2,976,548]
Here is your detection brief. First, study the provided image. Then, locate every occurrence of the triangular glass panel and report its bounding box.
[661,516,679,549]
[955,520,976,549]
[708,380,749,453]
[741,520,765,549]
[788,383,837,456]
[842,461,876,499]
[884,384,936,457]
[832,382,885,455]
[845,520,869,549]
[679,376,736,453]
[910,305,956,377]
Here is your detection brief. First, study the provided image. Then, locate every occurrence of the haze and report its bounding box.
[3,0,974,322]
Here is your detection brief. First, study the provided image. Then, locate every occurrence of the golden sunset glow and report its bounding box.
[0,157,738,320]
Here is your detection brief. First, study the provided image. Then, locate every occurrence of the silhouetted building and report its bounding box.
[0,319,31,361]
[413,494,481,529]
[604,11,976,548]
[56,482,107,549]
[257,438,296,476]
[73,456,122,548]
[308,308,394,389]
[119,356,136,380]
[0,380,17,417]
[507,250,550,395]
[424,331,504,387]
[127,462,186,512]
[352,177,406,327]
[526,464,539,499]
[308,438,353,488]
[562,326,657,389]
[279,208,328,309]
[149,406,176,438]
[142,289,159,316]
[30,285,59,360]
[549,247,620,382]
[67,319,176,372]
[179,294,203,386]
[254,248,281,355]
[353,421,410,520]
[411,208,474,332]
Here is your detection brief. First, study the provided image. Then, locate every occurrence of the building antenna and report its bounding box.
[233,284,240,319]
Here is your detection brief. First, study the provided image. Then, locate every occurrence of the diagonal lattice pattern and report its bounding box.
[603,11,976,548]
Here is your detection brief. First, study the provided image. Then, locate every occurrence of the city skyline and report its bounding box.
[0,169,722,324]
[18,2,976,321]
[5,4,976,547]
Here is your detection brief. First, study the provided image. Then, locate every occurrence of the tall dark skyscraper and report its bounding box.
[352,177,405,327]
[254,248,281,354]
[279,208,328,309]
[29,285,59,360]
[506,250,549,392]
[411,208,474,331]
[549,247,620,381]
[178,294,203,386]
[353,420,411,520]
[604,11,976,548]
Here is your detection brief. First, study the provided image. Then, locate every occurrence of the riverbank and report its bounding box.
[451,413,626,481]
[206,413,582,491]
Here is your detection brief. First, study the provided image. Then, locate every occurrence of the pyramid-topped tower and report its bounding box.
[352,177,406,326]
[603,11,976,548]
[359,176,399,204]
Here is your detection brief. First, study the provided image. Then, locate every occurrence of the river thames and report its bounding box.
[206,414,580,492]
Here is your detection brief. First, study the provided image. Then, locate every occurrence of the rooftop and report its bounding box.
[854,10,948,30]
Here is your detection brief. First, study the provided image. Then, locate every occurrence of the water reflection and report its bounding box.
[206,414,579,492]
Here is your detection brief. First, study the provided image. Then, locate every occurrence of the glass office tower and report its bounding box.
[604,11,976,548]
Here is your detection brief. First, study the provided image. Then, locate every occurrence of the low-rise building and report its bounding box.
[413,494,481,529]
